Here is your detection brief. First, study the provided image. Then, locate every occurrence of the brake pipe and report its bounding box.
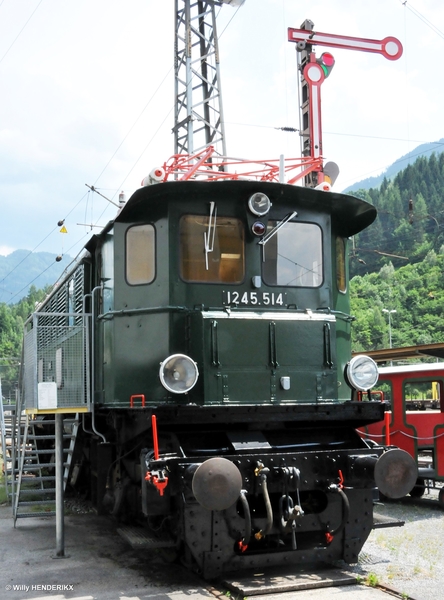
[325,471,350,544]
[254,471,273,540]
[237,490,251,552]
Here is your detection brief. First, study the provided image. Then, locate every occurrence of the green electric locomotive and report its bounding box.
[20,170,416,579]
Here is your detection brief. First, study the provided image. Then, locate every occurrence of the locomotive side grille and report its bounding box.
[37,264,85,328]
[73,266,85,325]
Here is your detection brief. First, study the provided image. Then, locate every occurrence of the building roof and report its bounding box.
[353,343,444,363]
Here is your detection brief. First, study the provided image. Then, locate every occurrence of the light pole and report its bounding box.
[382,309,397,349]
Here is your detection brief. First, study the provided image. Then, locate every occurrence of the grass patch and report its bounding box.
[366,573,379,587]
[0,479,7,504]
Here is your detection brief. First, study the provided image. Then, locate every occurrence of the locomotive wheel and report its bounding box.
[409,478,425,499]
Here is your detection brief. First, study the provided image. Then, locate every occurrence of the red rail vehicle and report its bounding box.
[359,361,444,507]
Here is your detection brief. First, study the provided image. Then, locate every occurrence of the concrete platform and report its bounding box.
[0,503,213,600]
[0,504,411,600]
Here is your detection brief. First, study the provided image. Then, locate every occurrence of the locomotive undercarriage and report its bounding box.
[67,402,413,580]
[144,445,377,579]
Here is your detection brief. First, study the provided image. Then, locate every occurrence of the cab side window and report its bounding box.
[336,237,346,293]
[126,224,155,285]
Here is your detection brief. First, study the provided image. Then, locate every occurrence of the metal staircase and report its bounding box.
[0,384,80,523]
[12,411,79,523]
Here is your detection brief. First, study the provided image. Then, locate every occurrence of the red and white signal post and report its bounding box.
[288,21,403,187]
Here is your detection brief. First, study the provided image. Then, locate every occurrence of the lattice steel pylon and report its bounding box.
[174,1,243,157]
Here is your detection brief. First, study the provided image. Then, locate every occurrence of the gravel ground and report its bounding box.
[348,489,444,600]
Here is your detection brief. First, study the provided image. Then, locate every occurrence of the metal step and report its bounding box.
[13,475,55,483]
[18,488,56,495]
[117,525,177,549]
[28,434,73,441]
[18,500,56,506]
[15,512,56,519]
[16,462,69,470]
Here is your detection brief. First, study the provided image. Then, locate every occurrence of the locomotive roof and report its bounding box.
[86,180,376,251]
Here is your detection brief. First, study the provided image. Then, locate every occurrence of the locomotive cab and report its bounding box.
[92,180,375,409]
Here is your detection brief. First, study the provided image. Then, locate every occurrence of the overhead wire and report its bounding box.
[400,1,444,41]
[0,226,58,292]
[226,120,440,145]
[0,0,44,65]
[224,120,444,185]
[6,258,61,305]
[93,106,175,227]
[92,66,173,189]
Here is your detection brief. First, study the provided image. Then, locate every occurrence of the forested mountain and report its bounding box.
[350,152,444,279]
[348,151,444,353]
[343,138,444,194]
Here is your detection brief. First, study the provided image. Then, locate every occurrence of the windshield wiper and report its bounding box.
[258,211,297,246]
[204,201,217,270]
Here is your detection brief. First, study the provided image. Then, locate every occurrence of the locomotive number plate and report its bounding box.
[223,290,285,306]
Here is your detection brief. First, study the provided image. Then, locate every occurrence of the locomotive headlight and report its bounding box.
[159,354,199,394]
[345,355,379,392]
[248,192,272,216]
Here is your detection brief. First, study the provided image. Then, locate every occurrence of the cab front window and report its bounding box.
[180,214,245,283]
[262,221,323,287]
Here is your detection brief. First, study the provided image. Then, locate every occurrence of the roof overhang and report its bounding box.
[115,180,376,237]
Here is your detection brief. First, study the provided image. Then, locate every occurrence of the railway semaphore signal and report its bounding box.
[288,21,403,187]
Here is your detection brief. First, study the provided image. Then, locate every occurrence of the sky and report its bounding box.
[1,0,444,286]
